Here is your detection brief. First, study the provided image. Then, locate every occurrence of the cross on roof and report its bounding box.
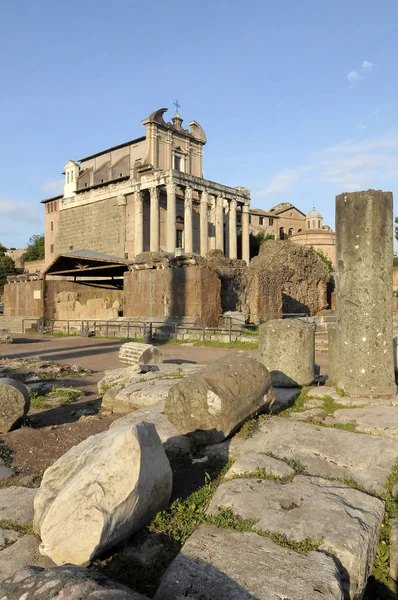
[173,100,181,114]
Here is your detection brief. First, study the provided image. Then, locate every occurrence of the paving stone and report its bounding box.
[0,487,36,523]
[323,406,398,439]
[224,452,295,480]
[207,476,384,599]
[228,417,398,492]
[154,525,344,600]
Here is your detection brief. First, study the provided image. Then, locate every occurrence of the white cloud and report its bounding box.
[41,179,64,196]
[347,70,362,86]
[254,131,398,201]
[361,60,373,72]
[0,199,42,225]
[257,167,307,197]
[347,60,374,88]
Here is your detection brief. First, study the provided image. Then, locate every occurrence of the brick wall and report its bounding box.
[124,266,221,326]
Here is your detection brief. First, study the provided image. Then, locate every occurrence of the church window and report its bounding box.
[307,221,310,229]
[50,221,53,232]
[174,155,182,171]
[312,220,316,229]
[71,171,74,182]
[249,215,252,224]
[259,217,264,225]
[176,229,183,248]
[269,218,274,226]
[50,244,54,253]
[318,220,321,228]
[50,203,53,213]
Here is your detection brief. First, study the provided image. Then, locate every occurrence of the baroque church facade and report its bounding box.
[42,108,251,267]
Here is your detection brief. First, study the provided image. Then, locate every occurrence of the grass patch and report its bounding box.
[264,453,308,475]
[192,339,258,350]
[0,441,13,466]
[0,519,33,534]
[324,422,359,433]
[30,386,83,409]
[29,390,48,409]
[335,388,346,397]
[257,530,323,553]
[236,414,269,440]
[277,387,311,417]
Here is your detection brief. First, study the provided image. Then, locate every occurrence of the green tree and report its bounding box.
[250,231,275,259]
[0,245,15,290]
[21,234,45,263]
[395,217,398,241]
[313,248,334,273]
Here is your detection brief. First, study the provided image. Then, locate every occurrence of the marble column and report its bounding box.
[200,191,209,256]
[166,182,176,252]
[184,187,193,253]
[134,190,143,256]
[215,196,224,252]
[208,196,216,250]
[150,186,160,252]
[229,199,237,259]
[242,204,250,264]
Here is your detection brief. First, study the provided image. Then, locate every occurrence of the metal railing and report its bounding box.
[21,313,309,344]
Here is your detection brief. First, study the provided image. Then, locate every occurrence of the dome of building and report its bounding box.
[306,207,323,219]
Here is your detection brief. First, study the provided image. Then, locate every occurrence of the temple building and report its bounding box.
[290,207,336,266]
[42,107,251,267]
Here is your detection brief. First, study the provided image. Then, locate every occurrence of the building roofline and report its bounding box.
[40,195,63,204]
[79,136,146,162]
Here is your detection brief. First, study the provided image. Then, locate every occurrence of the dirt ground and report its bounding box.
[0,333,329,479]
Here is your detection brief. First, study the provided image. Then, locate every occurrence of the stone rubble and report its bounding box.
[0,329,12,344]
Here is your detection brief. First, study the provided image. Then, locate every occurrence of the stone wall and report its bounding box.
[45,281,124,320]
[3,280,123,321]
[246,240,329,323]
[204,250,247,313]
[124,266,221,326]
[4,281,44,318]
[56,197,126,257]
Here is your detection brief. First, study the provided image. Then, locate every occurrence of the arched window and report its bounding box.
[279,227,285,240]
[298,228,302,233]
[288,228,294,236]
[312,220,316,229]
[307,221,310,229]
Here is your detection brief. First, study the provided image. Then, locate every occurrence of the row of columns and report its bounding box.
[133,184,250,262]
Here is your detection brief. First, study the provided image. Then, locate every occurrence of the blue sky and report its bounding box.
[1,0,397,248]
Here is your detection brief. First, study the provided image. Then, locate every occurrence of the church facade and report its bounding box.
[42,108,251,266]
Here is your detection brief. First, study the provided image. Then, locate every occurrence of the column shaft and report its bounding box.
[200,191,209,256]
[242,204,250,263]
[150,186,160,252]
[335,190,395,396]
[166,182,176,252]
[134,190,143,256]
[184,187,193,253]
[215,196,224,252]
[229,199,237,259]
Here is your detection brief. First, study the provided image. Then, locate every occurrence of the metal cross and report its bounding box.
[173,100,181,114]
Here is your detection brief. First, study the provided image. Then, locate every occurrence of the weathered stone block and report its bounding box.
[34,422,172,566]
[0,328,12,343]
[119,342,163,367]
[164,351,274,444]
[0,378,30,432]
[259,318,315,386]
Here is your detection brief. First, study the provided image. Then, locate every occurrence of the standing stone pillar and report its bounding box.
[328,326,338,386]
[336,190,395,396]
[259,319,315,387]
[134,190,143,256]
[166,182,176,253]
[184,187,193,253]
[200,191,209,256]
[229,199,237,259]
[208,196,216,251]
[215,196,224,252]
[242,204,250,264]
[150,186,160,252]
